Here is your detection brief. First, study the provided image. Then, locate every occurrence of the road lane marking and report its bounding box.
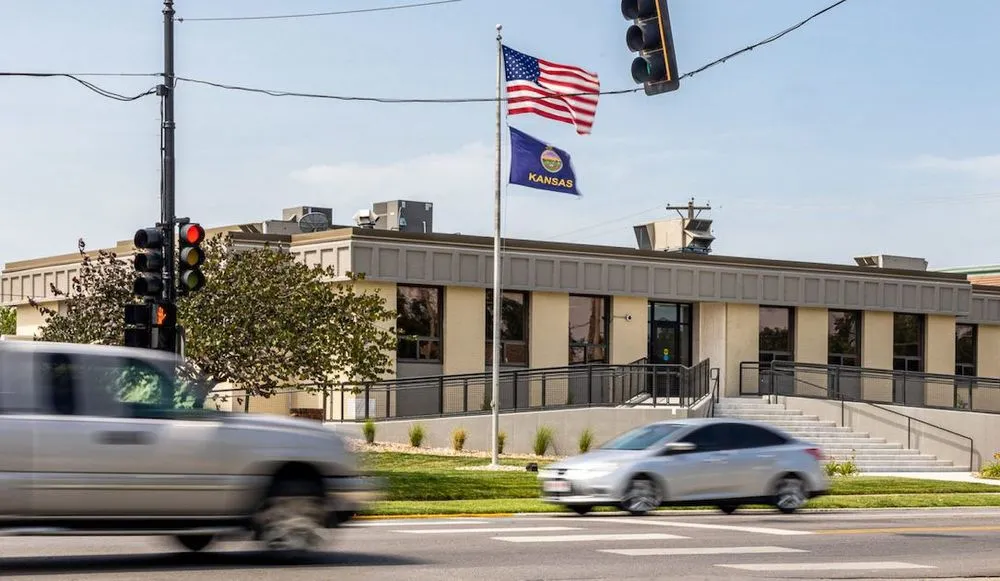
[586,517,814,536]
[717,561,935,572]
[351,519,492,527]
[810,524,1000,535]
[396,526,580,534]
[493,533,688,543]
[601,546,808,556]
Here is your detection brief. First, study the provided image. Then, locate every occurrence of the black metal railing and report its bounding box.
[339,359,714,421]
[207,359,716,422]
[738,360,977,469]
[739,360,1000,413]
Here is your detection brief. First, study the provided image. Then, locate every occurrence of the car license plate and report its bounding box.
[543,479,571,493]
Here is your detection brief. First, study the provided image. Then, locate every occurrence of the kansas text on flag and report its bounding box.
[502,45,600,135]
[508,126,580,196]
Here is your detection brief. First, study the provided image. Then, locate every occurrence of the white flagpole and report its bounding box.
[490,23,503,468]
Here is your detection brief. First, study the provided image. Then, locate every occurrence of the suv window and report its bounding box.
[37,351,196,418]
[727,423,789,449]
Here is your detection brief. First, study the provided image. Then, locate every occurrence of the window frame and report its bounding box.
[892,313,925,373]
[955,323,978,377]
[568,294,610,365]
[758,306,795,364]
[828,309,862,367]
[395,284,444,363]
[485,290,530,367]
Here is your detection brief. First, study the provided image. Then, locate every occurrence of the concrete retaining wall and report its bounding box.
[327,399,712,457]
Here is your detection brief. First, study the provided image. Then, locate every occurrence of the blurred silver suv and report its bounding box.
[0,340,382,552]
[537,418,829,515]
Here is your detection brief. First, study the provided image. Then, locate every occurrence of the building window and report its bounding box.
[569,295,609,365]
[759,306,794,363]
[828,310,861,367]
[956,323,977,377]
[486,291,529,366]
[396,285,443,362]
[892,313,924,372]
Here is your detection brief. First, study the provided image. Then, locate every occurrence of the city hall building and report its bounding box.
[4,200,1000,419]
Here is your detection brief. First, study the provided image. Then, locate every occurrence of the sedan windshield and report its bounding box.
[600,424,683,450]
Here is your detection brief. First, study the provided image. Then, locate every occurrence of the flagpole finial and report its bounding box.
[496,24,502,31]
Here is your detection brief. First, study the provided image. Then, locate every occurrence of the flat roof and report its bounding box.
[2,221,971,285]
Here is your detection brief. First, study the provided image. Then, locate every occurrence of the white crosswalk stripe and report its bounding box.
[395,526,580,534]
[601,546,808,556]
[492,533,688,543]
[585,516,814,536]
[717,561,936,572]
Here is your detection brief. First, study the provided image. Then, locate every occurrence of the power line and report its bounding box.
[0,72,158,102]
[176,0,463,23]
[175,0,850,105]
[680,0,849,79]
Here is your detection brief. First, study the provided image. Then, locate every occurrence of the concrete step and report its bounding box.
[853,461,956,470]
[856,466,969,473]
[800,437,888,445]
[820,449,916,457]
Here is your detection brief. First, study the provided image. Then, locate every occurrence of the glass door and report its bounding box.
[648,302,693,398]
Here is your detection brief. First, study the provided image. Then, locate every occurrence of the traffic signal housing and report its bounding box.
[622,0,680,96]
[133,226,166,299]
[177,223,206,295]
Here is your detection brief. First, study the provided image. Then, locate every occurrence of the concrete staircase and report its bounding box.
[715,396,962,472]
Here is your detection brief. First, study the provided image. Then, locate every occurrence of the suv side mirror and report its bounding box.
[662,441,696,455]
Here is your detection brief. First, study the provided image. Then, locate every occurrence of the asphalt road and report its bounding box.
[5,508,1000,580]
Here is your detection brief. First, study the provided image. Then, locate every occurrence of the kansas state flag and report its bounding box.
[508,126,581,197]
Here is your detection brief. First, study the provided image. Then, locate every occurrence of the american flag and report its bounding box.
[502,45,600,135]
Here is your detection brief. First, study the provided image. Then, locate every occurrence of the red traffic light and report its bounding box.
[180,223,205,246]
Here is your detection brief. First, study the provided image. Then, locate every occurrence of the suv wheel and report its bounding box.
[718,504,739,515]
[773,475,807,514]
[175,534,214,552]
[621,476,661,516]
[569,505,593,515]
[254,477,327,551]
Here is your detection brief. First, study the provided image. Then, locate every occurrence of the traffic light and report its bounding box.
[622,0,680,96]
[133,226,166,299]
[124,303,152,348]
[177,222,206,295]
[151,301,177,352]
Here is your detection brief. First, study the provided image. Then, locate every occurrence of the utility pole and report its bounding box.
[160,0,177,308]
[665,197,711,220]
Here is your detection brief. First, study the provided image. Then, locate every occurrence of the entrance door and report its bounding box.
[648,302,693,399]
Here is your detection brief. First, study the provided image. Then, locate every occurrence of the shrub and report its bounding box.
[409,423,425,447]
[452,428,467,452]
[980,452,1000,479]
[578,428,594,454]
[498,430,507,455]
[533,426,554,456]
[824,451,859,477]
[362,419,376,444]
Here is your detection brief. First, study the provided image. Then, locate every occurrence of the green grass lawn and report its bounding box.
[359,450,1000,504]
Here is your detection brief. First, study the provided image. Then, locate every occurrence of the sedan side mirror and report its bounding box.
[662,442,697,455]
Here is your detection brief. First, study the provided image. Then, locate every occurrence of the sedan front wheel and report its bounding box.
[621,476,661,516]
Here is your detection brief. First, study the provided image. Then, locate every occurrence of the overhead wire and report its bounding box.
[0,72,159,102]
[175,0,851,105]
[176,0,463,22]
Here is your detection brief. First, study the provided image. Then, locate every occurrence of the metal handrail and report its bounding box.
[740,360,977,471]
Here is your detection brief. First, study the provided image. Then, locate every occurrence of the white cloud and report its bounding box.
[904,153,1000,178]
[290,142,492,197]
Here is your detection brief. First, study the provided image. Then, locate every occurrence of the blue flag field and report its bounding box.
[508,126,581,197]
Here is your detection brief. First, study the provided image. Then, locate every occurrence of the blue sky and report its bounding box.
[3,0,1000,271]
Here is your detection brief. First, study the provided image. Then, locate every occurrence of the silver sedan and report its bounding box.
[537,418,829,515]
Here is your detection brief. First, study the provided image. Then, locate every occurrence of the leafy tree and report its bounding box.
[0,305,15,335]
[29,235,397,405]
